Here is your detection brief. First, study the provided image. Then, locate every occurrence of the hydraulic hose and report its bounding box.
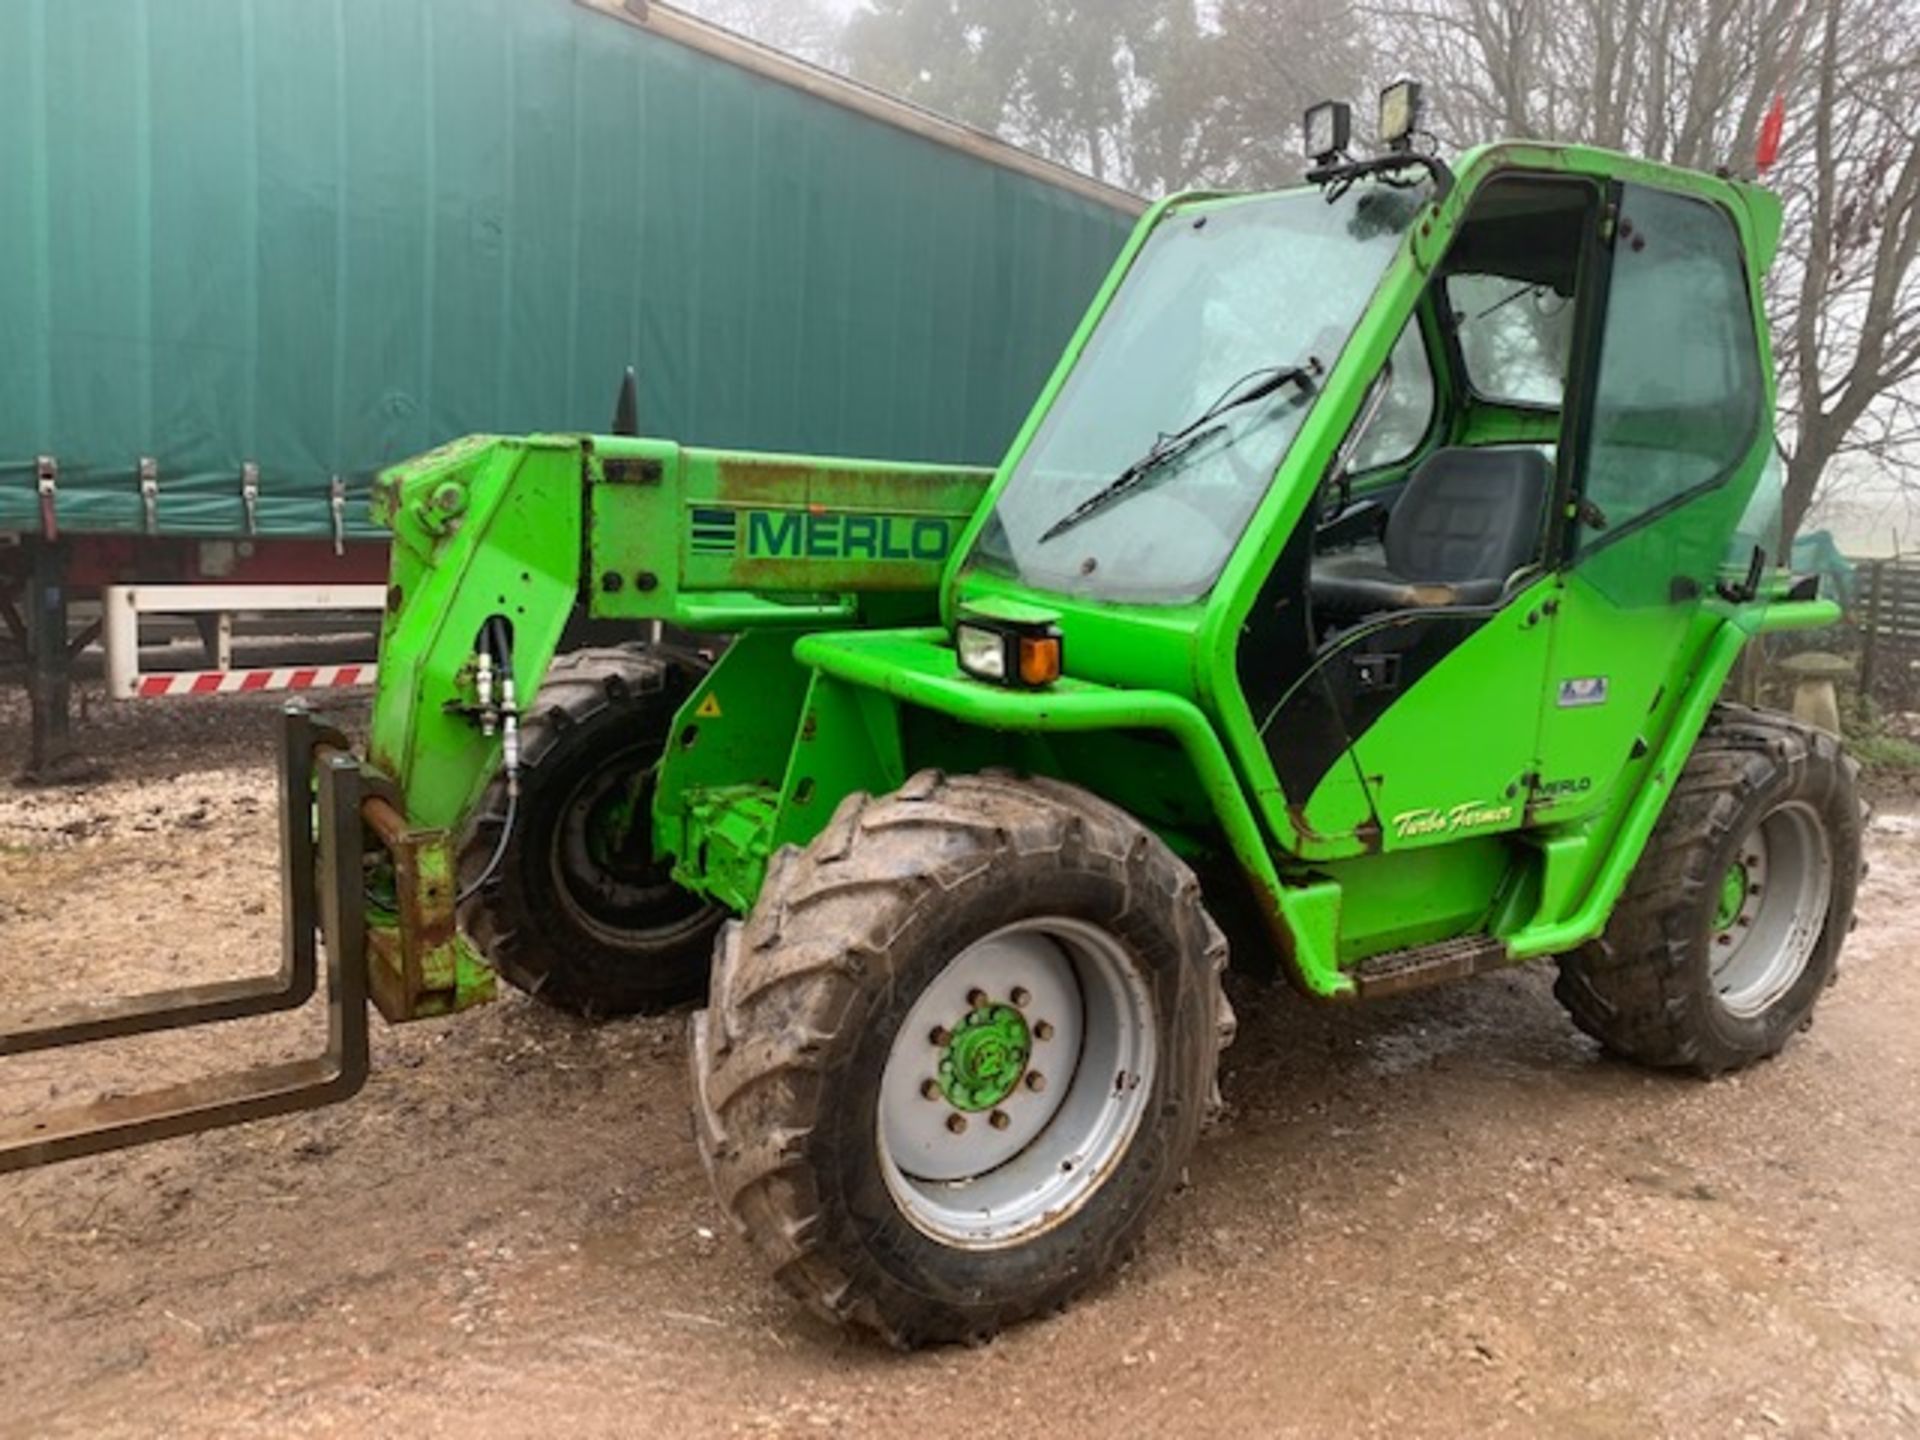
[457,617,520,905]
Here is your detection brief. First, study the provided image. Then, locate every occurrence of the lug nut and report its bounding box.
[921,1079,941,1101]
[989,1110,1011,1130]
[1035,1020,1055,1041]
[1025,1072,1046,1093]
[967,988,989,1009]
[946,1114,968,1135]
[1010,986,1031,1008]
[930,1026,951,1046]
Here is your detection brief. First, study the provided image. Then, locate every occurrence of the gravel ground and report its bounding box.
[1,684,1916,1438]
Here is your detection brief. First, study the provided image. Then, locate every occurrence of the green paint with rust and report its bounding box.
[364,825,495,1020]
[588,765,654,872]
[1715,862,1749,931]
[366,435,990,832]
[938,1003,1032,1112]
[357,140,1843,1006]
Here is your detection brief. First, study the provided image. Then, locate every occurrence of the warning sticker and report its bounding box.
[1557,677,1609,708]
[694,694,723,719]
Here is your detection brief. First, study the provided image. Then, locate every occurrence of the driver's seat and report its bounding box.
[1311,447,1552,617]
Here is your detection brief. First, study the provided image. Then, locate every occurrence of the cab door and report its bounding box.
[1533,182,1771,823]
[1258,174,1600,857]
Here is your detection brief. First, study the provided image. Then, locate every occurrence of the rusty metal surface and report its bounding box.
[364,810,482,1023]
[704,453,991,512]
[0,706,345,1055]
[1349,934,1510,1000]
[0,709,373,1173]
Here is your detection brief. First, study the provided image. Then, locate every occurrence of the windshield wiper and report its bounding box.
[1038,360,1320,544]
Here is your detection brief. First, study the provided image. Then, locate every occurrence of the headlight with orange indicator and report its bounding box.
[954,613,1063,689]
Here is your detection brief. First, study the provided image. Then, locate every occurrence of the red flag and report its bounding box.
[1756,93,1786,172]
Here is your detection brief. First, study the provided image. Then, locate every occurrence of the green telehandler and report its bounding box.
[2,90,1861,1348]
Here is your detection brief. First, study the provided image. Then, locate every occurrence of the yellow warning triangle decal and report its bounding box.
[694,693,723,719]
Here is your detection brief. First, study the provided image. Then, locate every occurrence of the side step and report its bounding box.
[1350,934,1513,1000]
[0,707,372,1173]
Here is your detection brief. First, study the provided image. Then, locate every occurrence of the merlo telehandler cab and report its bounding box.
[3,89,1859,1350]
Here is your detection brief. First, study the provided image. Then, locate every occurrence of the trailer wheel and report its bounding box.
[690,771,1233,1347]
[458,645,723,1018]
[1554,706,1861,1076]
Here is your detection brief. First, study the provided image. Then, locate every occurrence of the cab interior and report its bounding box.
[1307,174,1599,640]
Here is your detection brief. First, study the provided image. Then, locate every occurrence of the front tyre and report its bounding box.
[457,646,724,1018]
[1555,706,1862,1075]
[690,771,1232,1347]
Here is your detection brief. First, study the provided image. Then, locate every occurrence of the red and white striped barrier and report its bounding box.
[133,663,376,699]
[104,584,386,701]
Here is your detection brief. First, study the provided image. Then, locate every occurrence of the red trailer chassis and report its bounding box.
[1,533,388,777]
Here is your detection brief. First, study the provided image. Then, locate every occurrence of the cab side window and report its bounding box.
[1578,186,1762,548]
[1447,272,1575,408]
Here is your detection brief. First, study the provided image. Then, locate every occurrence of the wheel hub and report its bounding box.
[1714,860,1749,932]
[877,920,1156,1244]
[1709,801,1834,1019]
[579,762,657,879]
[550,749,710,944]
[938,1002,1031,1111]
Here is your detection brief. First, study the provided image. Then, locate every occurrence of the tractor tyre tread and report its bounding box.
[458,644,721,1018]
[1553,704,1860,1076]
[690,770,1232,1347]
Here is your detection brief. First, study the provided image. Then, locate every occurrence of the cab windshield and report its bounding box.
[970,182,1425,604]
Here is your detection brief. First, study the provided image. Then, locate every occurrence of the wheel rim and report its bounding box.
[1710,800,1833,1020]
[877,918,1157,1250]
[549,748,711,945]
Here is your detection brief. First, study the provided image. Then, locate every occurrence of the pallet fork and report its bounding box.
[0,706,374,1173]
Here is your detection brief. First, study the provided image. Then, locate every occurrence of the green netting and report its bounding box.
[0,0,1132,539]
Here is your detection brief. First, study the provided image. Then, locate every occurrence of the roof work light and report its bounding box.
[1304,100,1352,165]
[1378,79,1423,150]
[1303,80,1452,197]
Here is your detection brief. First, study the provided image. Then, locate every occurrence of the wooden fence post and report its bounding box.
[1861,559,1885,703]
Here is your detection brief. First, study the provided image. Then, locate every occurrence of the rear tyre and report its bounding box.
[457,645,724,1018]
[1554,705,1861,1076]
[690,771,1233,1347]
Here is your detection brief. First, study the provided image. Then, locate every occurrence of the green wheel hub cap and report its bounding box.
[583,764,654,872]
[1715,860,1749,931]
[937,1002,1032,1111]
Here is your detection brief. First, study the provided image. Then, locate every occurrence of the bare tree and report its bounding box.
[800,0,1920,537]
[1778,0,1920,539]
[1154,0,1370,190]
[1373,0,1920,544]
[839,0,1179,187]
[836,0,1363,193]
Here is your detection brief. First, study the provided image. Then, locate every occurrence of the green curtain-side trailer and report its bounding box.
[0,0,1140,541]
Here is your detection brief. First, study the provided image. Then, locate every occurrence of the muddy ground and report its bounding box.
[1,685,1916,1437]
